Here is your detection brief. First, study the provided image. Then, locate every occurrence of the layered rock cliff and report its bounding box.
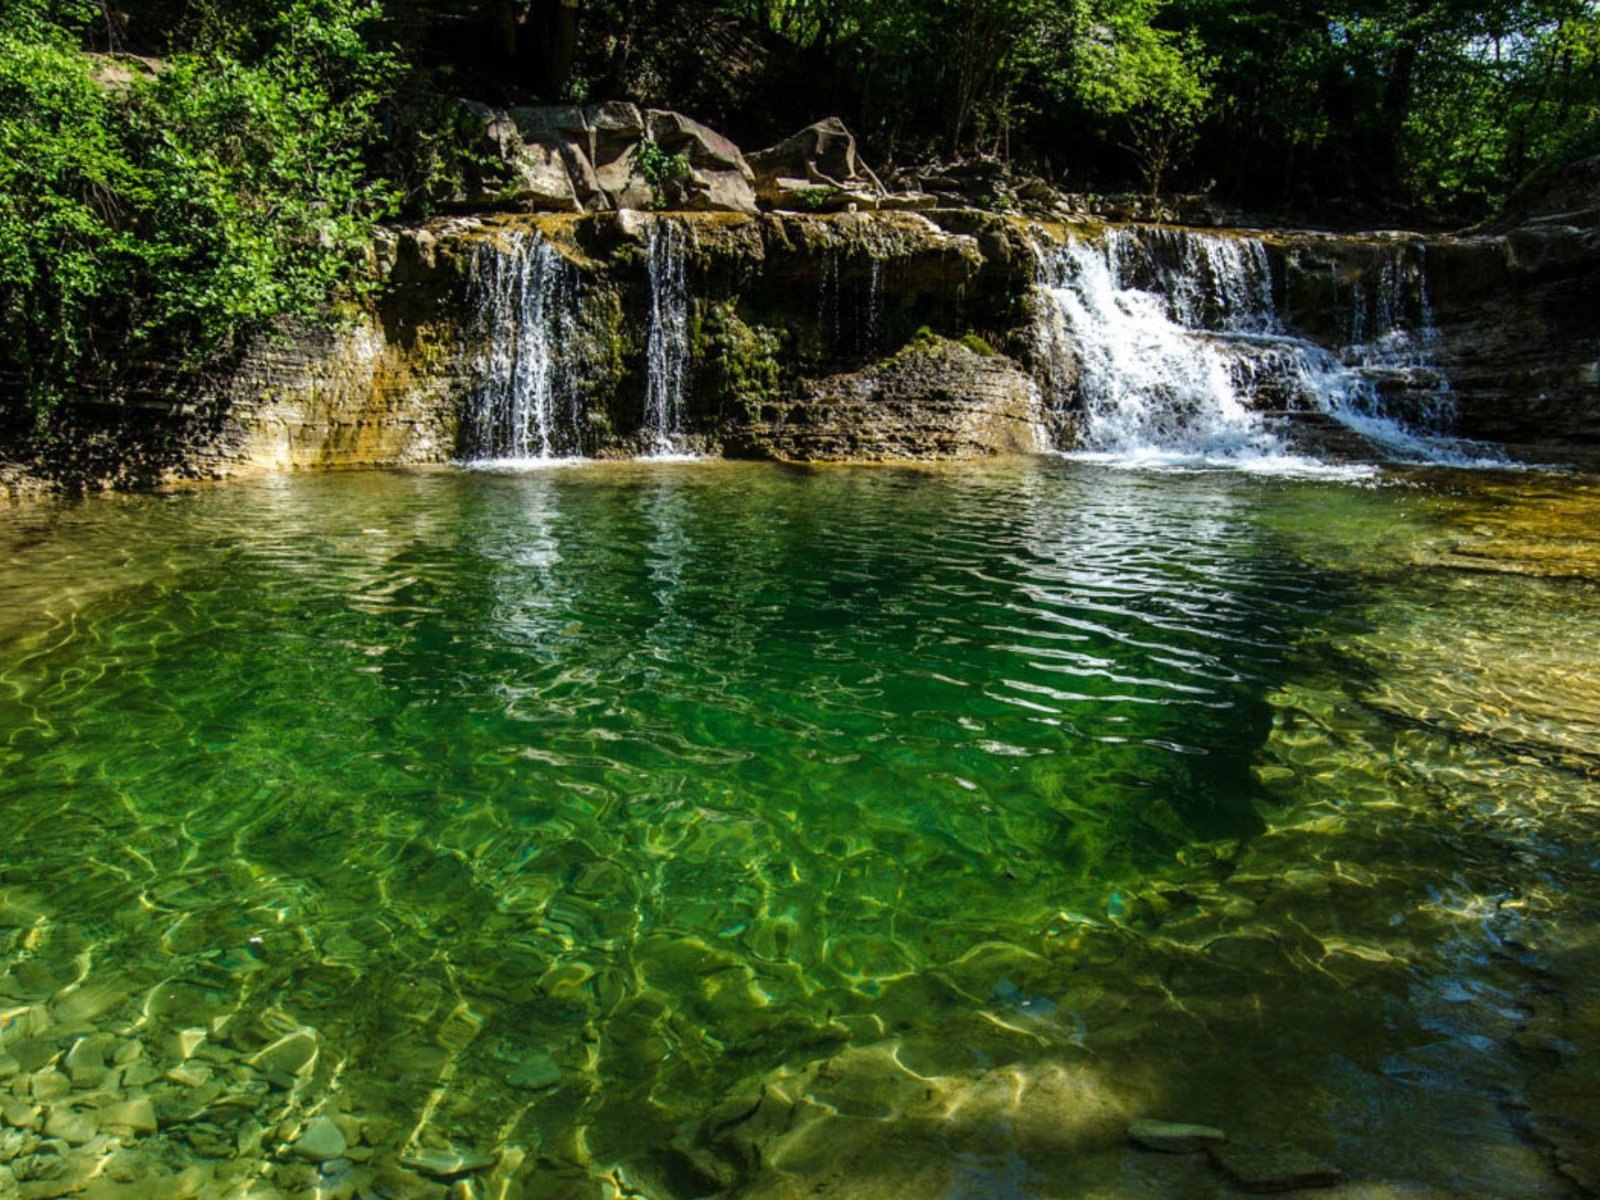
[7,204,1598,493]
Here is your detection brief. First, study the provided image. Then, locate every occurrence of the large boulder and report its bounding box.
[459,101,589,212]
[749,118,886,211]
[644,110,760,215]
[455,102,758,214]
[584,101,653,211]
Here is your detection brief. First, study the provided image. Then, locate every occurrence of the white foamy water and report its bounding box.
[644,218,692,457]
[463,230,581,461]
[1032,228,1499,471]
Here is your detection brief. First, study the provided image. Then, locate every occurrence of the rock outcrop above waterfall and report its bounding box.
[748,118,887,211]
[456,102,761,214]
[454,107,915,217]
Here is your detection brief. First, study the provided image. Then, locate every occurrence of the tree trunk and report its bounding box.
[525,0,582,99]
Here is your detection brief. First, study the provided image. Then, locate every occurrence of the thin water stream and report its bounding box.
[0,461,1596,1198]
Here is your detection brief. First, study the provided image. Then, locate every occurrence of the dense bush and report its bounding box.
[0,0,395,414]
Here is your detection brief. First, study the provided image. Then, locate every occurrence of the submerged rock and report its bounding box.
[1208,1142,1345,1192]
[28,1072,69,1104]
[505,1053,562,1091]
[401,1147,499,1179]
[292,1115,348,1163]
[98,1098,157,1136]
[252,1029,318,1079]
[41,1109,94,1146]
[1127,1117,1226,1153]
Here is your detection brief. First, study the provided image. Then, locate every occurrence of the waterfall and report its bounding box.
[1034,237,1274,460]
[1341,243,1455,435]
[644,219,692,456]
[464,230,581,462]
[1031,227,1476,467]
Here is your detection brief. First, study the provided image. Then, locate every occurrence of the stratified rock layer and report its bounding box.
[734,338,1047,461]
[5,208,1598,491]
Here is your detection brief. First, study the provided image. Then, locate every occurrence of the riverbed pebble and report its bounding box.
[99,1098,157,1136]
[293,1115,348,1163]
[253,1030,318,1078]
[1127,1118,1226,1153]
[28,1073,68,1105]
[401,1147,499,1179]
[506,1053,561,1091]
[42,1109,94,1146]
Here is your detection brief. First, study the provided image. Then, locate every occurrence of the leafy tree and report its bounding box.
[1066,0,1213,196]
[0,0,397,414]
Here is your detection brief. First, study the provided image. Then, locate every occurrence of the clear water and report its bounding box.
[1,462,1597,1198]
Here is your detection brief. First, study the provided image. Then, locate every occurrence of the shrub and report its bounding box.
[0,0,397,416]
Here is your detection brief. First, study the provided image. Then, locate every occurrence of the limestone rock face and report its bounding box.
[1276,224,1600,457]
[735,338,1048,462]
[12,204,1600,490]
[644,110,759,215]
[749,117,885,210]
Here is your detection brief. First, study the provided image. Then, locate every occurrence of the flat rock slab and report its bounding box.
[1129,1118,1226,1153]
[506,1052,562,1091]
[401,1147,499,1179]
[1209,1143,1345,1193]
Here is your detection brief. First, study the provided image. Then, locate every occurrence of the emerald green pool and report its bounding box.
[1,460,1597,1198]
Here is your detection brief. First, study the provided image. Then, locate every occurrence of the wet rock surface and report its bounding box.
[7,199,1598,490]
[1208,1143,1345,1192]
[734,336,1049,461]
[1129,1118,1227,1153]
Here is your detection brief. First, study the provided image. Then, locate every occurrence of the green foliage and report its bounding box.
[0,34,130,409]
[637,136,691,209]
[1066,0,1212,196]
[0,0,396,414]
[794,184,842,210]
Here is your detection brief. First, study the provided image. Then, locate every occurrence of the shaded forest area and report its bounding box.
[2,0,1597,415]
[85,0,1600,215]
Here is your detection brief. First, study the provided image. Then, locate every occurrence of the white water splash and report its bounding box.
[465,231,581,461]
[644,218,692,457]
[1033,234,1278,461]
[1032,227,1494,469]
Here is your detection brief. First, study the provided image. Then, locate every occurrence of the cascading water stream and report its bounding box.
[1033,236,1277,462]
[1031,227,1481,468]
[644,218,692,456]
[464,230,581,462]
